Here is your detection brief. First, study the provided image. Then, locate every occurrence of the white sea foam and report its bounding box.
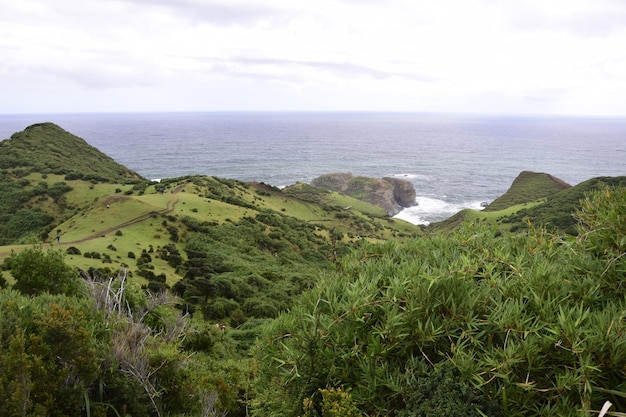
[394,196,486,226]
[386,173,430,181]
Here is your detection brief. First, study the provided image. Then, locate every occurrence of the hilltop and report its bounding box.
[429,170,626,235]
[0,122,143,183]
[501,175,626,234]
[483,170,570,211]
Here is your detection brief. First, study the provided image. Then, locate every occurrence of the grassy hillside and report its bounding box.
[428,174,626,237]
[0,173,421,279]
[0,122,143,183]
[484,170,570,211]
[0,123,422,301]
[501,175,626,234]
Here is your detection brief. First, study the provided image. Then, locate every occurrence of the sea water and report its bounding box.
[1,112,624,225]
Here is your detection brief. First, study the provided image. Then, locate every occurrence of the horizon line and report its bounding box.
[1,110,625,119]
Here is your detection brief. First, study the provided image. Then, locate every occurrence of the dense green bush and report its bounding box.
[0,267,234,417]
[399,361,501,417]
[4,246,83,296]
[0,293,100,416]
[252,187,626,417]
[66,246,81,255]
[0,208,54,245]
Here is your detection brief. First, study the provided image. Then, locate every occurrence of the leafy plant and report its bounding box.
[5,245,83,296]
[252,187,626,416]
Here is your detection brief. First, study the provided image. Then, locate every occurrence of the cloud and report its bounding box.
[492,0,626,38]
[1,0,625,114]
[111,0,292,26]
[196,56,439,85]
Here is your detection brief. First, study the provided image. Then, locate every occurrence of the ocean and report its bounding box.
[1,112,625,225]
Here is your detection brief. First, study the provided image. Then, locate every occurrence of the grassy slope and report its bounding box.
[483,170,570,212]
[501,175,626,235]
[0,123,143,182]
[0,175,421,282]
[0,123,146,244]
[430,174,626,236]
[429,171,570,234]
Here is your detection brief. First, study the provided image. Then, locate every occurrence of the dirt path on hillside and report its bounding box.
[0,197,182,259]
[62,182,186,245]
[0,183,191,258]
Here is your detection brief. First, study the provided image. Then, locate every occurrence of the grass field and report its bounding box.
[1,176,423,285]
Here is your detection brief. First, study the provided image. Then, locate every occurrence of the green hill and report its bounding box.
[0,122,143,183]
[0,123,145,244]
[0,122,421,265]
[425,170,569,234]
[483,170,570,211]
[425,171,626,236]
[501,175,626,234]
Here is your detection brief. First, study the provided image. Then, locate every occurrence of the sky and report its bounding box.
[1,0,626,115]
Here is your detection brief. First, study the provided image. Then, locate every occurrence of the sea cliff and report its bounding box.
[311,172,416,215]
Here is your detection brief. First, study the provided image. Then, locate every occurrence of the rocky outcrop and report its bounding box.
[383,176,417,208]
[311,173,416,216]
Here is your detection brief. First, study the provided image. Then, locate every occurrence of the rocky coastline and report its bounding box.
[310,172,416,216]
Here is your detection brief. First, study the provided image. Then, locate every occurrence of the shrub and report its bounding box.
[202,298,240,320]
[6,245,82,296]
[47,181,72,200]
[66,246,81,255]
[64,172,83,180]
[146,281,167,293]
[181,329,215,353]
[399,361,501,417]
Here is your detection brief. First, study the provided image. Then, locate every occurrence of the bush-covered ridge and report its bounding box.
[0,122,143,183]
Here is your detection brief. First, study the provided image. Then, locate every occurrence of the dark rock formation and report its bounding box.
[383,176,417,208]
[311,173,416,216]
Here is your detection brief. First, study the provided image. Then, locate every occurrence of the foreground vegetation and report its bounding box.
[253,186,626,416]
[1,123,625,416]
[1,185,624,416]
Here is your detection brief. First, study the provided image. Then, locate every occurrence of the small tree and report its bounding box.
[7,245,83,296]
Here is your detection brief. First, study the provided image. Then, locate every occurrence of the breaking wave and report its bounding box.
[394,196,486,226]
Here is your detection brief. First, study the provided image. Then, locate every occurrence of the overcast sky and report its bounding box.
[1,0,625,115]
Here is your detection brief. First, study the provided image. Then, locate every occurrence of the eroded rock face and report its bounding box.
[383,177,417,208]
[311,173,416,216]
